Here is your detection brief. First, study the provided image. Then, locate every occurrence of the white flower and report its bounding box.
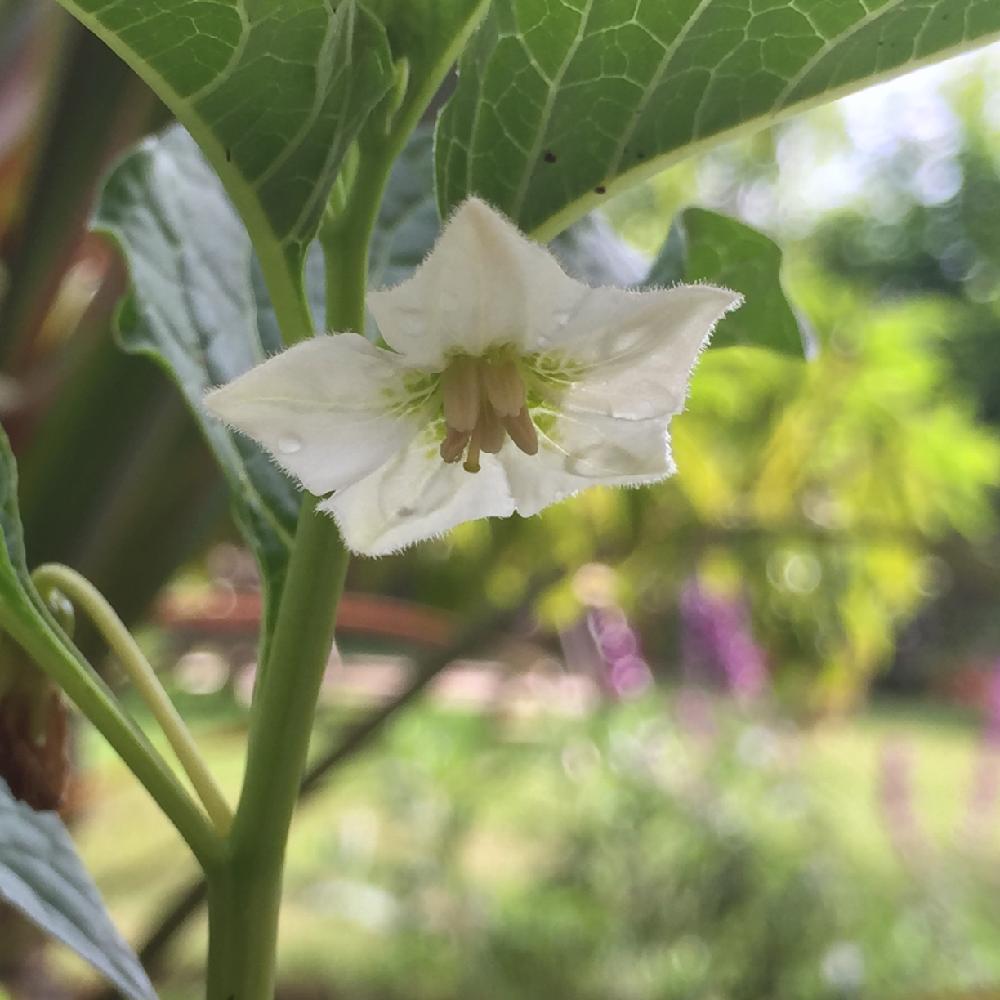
[205,199,741,556]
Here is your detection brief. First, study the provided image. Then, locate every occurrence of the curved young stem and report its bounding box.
[7,580,221,867]
[32,564,233,834]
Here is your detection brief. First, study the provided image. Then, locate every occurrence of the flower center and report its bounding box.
[438,356,540,473]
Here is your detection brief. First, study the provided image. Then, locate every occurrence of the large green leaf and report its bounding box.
[0,778,156,1000]
[94,125,300,651]
[368,127,439,289]
[437,0,1000,238]
[251,126,444,341]
[647,208,806,355]
[54,0,395,338]
[364,0,490,147]
[0,434,154,1000]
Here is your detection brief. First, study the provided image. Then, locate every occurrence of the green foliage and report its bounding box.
[12,0,1000,987]
[816,144,1000,424]
[0,423,39,628]
[673,285,1000,704]
[436,0,1000,238]
[372,273,1000,705]
[806,125,1000,680]
[54,0,396,337]
[0,778,155,1000]
[94,125,301,655]
[650,208,805,355]
[260,701,996,999]
[362,0,490,149]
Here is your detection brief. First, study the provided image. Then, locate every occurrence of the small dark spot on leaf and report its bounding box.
[636,150,646,159]
[594,185,607,195]
[225,148,232,162]
[543,150,557,163]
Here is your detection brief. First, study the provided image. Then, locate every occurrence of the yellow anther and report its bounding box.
[463,428,482,473]
[438,357,540,471]
[482,360,526,418]
[441,356,480,432]
[440,427,471,464]
[503,406,539,456]
[477,404,506,454]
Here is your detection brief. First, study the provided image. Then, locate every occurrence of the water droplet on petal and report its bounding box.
[277,434,302,455]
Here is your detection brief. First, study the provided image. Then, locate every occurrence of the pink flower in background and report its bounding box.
[680,579,768,700]
[587,608,653,699]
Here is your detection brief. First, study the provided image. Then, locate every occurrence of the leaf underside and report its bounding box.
[94,125,301,651]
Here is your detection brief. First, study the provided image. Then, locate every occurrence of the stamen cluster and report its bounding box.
[439,356,539,473]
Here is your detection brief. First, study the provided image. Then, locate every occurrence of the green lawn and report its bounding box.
[43,692,1000,997]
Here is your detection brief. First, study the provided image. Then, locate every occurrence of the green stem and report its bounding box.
[205,162,391,993]
[32,564,233,834]
[321,169,385,332]
[6,585,221,868]
[204,868,239,1000]
[209,499,349,999]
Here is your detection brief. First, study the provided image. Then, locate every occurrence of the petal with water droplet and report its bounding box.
[277,435,302,455]
[323,429,515,556]
[500,410,673,516]
[549,285,741,420]
[204,334,427,495]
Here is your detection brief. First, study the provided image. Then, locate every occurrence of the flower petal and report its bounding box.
[323,429,516,556]
[500,410,675,517]
[204,334,427,495]
[543,284,742,420]
[369,198,579,368]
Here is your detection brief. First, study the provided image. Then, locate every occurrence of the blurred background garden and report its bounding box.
[5,2,1000,998]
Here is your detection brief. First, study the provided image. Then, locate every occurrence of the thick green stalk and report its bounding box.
[203,844,240,998]
[202,164,398,992]
[320,155,392,333]
[207,501,349,998]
